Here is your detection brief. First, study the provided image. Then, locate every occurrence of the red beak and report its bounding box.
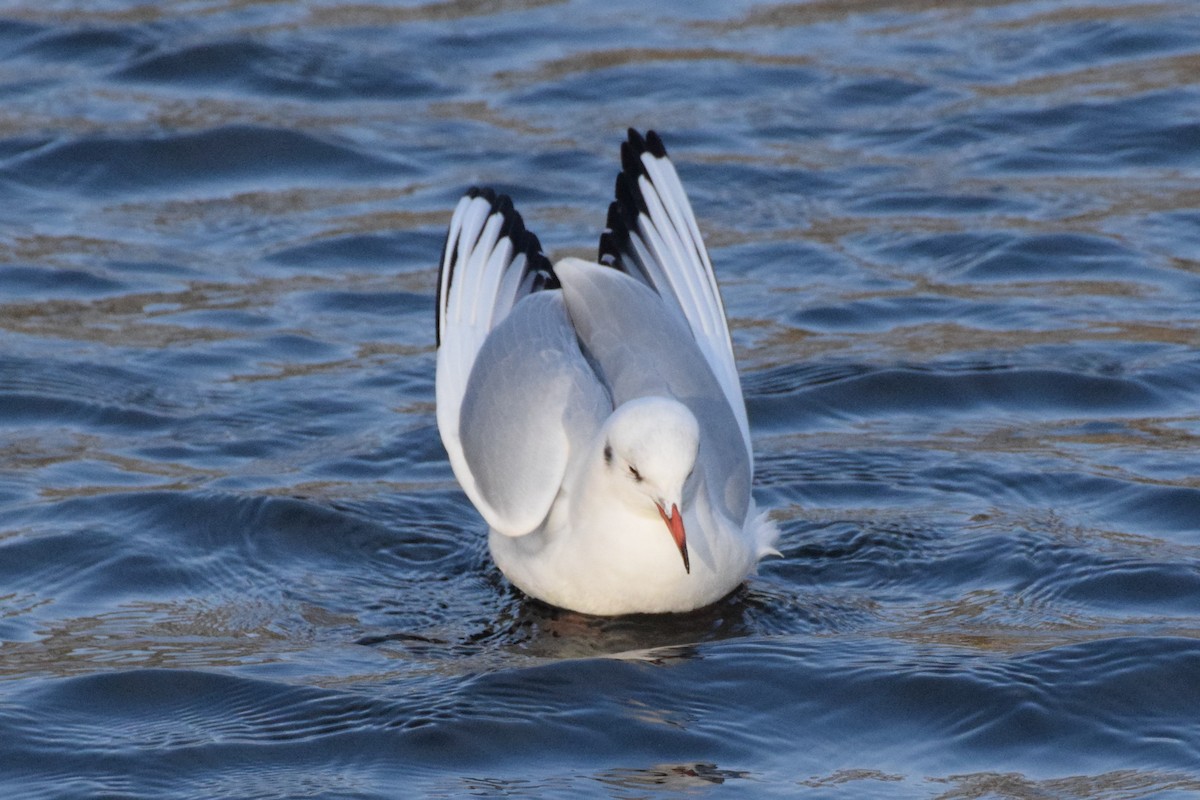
[656,502,689,574]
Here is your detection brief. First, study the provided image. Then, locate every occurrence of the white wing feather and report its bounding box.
[436,190,543,529]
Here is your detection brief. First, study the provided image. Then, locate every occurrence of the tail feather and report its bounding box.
[750,504,782,561]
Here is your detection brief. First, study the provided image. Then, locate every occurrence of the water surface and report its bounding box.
[2,0,1199,797]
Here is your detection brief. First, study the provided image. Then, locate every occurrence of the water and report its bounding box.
[1,0,1199,796]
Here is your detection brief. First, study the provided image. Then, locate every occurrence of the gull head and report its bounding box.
[602,397,700,573]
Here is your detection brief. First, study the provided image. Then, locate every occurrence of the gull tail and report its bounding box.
[750,504,782,561]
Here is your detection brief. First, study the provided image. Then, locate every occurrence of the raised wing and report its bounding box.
[556,257,751,527]
[598,129,752,466]
[436,188,562,532]
[437,189,609,537]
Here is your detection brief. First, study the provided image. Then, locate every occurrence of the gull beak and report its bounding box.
[656,502,689,574]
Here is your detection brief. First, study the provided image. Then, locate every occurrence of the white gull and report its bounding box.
[435,129,778,615]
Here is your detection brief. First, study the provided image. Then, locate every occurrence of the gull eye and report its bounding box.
[628,465,643,482]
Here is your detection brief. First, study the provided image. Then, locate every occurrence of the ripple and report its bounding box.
[115,39,444,101]
[0,126,416,198]
[0,264,127,297]
[974,91,1200,172]
[266,231,443,272]
[14,23,153,66]
[752,365,1167,430]
[0,356,185,433]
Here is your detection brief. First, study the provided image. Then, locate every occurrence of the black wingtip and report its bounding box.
[645,129,668,158]
[626,127,646,154]
[598,230,619,268]
[598,199,630,264]
[619,139,641,178]
[520,230,559,291]
[625,128,668,160]
[599,129,681,283]
[437,186,558,347]
[494,194,517,239]
[604,199,623,233]
[599,132,657,277]
[466,185,497,204]
[614,171,647,219]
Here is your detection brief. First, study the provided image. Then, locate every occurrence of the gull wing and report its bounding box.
[459,291,610,536]
[436,189,607,537]
[598,129,752,467]
[556,257,751,527]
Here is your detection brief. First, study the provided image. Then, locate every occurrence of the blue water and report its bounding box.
[2,1,1200,797]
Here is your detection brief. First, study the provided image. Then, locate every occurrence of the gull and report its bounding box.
[435,129,778,615]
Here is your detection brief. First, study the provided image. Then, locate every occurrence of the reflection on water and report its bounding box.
[1,0,1199,796]
[595,762,750,790]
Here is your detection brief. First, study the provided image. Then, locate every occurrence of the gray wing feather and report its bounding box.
[557,258,750,524]
[460,291,610,537]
